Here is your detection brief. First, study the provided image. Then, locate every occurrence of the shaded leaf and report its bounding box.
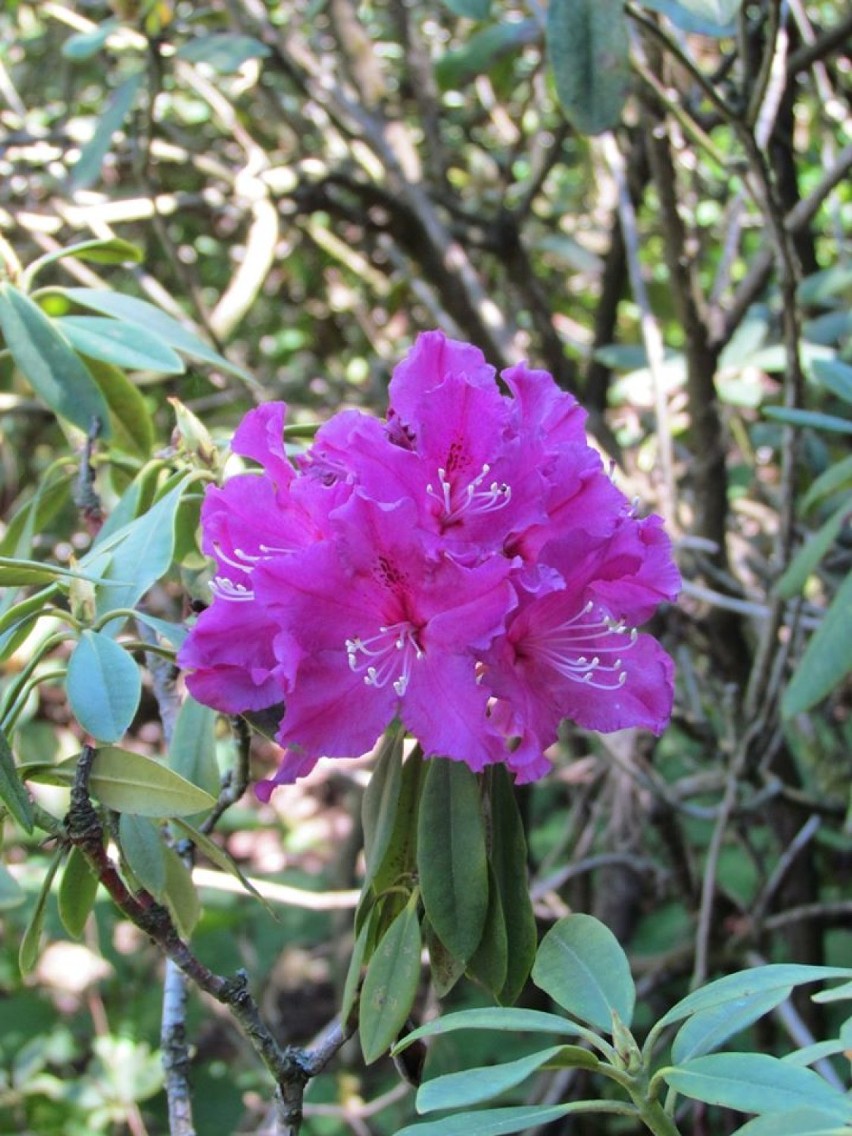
[161,845,201,939]
[19,846,64,976]
[362,724,405,888]
[0,862,26,911]
[68,70,145,192]
[66,630,142,743]
[633,0,736,35]
[360,895,422,1063]
[0,282,111,435]
[417,1045,567,1114]
[776,501,848,597]
[341,914,372,1026]
[394,1007,585,1055]
[436,20,539,90]
[547,0,630,135]
[62,20,119,61]
[466,864,508,996]
[396,1103,575,1136]
[170,818,275,917]
[490,765,536,1004]
[671,988,787,1063]
[762,406,852,434]
[0,727,34,833]
[782,571,852,717]
[732,1109,852,1136]
[661,1053,849,1116]
[800,456,852,515]
[418,757,488,966]
[119,813,167,899]
[370,745,426,896]
[812,357,852,405]
[442,0,491,17]
[531,914,635,1032]
[87,747,217,816]
[168,695,220,800]
[58,845,100,937]
[176,33,271,72]
[425,918,466,998]
[23,238,142,286]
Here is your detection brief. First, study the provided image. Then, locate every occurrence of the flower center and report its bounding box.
[524,601,636,690]
[345,621,424,696]
[427,463,511,526]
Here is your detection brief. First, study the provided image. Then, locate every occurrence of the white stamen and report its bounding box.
[426,463,511,525]
[210,576,255,602]
[345,622,424,696]
[525,604,637,691]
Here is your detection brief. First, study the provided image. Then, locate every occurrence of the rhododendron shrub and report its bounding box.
[179,331,680,796]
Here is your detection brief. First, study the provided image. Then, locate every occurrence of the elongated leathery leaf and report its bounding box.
[0,727,34,833]
[732,1108,852,1136]
[490,764,536,1004]
[466,864,508,996]
[168,695,220,800]
[661,1053,850,1117]
[657,964,852,1030]
[783,570,852,717]
[161,845,201,939]
[56,316,185,375]
[396,1103,578,1136]
[66,630,142,743]
[61,288,257,385]
[58,845,99,938]
[87,747,216,817]
[0,283,111,435]
[418,757,488,965]
[119,814,167,899]
[532,914,635,1032]
[19,846,65,975]
[547,0,630,135]
[359,895,422,1063]
[417,1045,568,1114]
[394,1007,586,1055]
[671,988,787,1063]
[69,70,145,191]
[362,724,405,887]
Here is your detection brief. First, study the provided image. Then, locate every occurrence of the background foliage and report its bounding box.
[0,0,850,1133]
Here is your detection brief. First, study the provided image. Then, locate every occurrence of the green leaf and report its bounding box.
[782,571,852,717]
[87,747,217,816]
[175,33,271,72]
[531,914,635,1032]
[776,501,848,597]
[0,556,110,587]
[82,475,191,627]
[60,288,258,385]
[362,725,405,888]
[466,864,508,996]
[170,818,275,917]
[657,965,852,1029]
[661,1053,849,1117]
[812,358,852,405]
[418,758,488,966]
[396,1103,575,1136]
[425,919,466,998]
[54,317,185,375]
[19,846,64,976]
[61,20,119,61]
[812,980,852,1004]
[394,1007,585,1055]
[0,862,26,911]
[671,988,787,1063]
[359,895,422,1063]
[442,0,491,17]
[797,264,852,305]
[58,845,100,937]
[0,727,34,833]
[68,70,145,192]
[732,1108,852,1136]
[119,813,167,899]
[341,914,372,1026]
[417,1045,567,1114]
[490,765,536,1004]
[0,283,112,435]
[22,238,142,287]
[763,406,852,434]
[633,0,736,35]
[547,0,630,135]
[435,21,538,90]
[87,359,156,458]
[161,845,201,939]
[168,696,220,800]
[370,746,426,895]
[801,456,852,515]
[66,630,142,743]
[664,0,743,26]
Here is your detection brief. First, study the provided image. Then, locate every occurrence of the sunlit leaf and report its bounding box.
[532,914,635,1032]
[87,747,217,817]
[58,845,100,937]
[671,988,787,1063]
[66,630,142,743]
[55,317,185,375]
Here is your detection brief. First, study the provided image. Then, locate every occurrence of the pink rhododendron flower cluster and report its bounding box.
[179,332,680,797]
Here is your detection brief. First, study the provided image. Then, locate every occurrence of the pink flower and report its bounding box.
[178,331,680,792]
